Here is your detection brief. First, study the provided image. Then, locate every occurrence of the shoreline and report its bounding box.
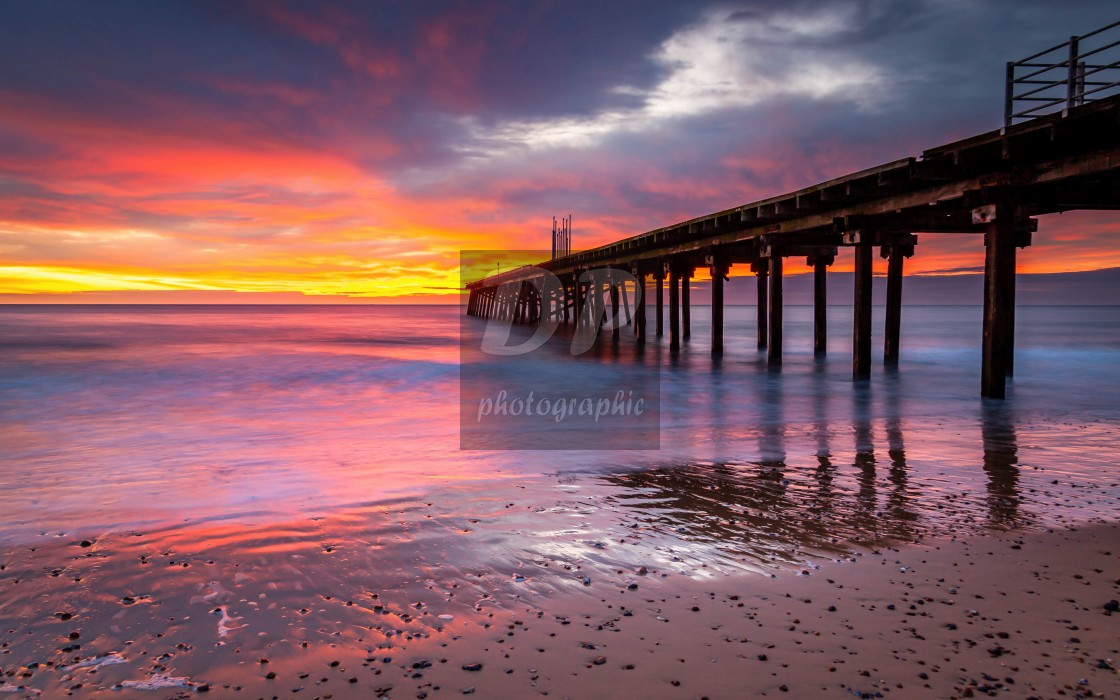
[353,522,1120,699]
[3,520,1117,698]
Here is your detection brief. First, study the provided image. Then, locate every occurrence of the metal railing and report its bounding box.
[1005,19,1120,126]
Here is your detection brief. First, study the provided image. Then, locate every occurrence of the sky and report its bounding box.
[0,0,1118,302]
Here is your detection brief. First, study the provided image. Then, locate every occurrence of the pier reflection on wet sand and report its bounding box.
[602,377,1042,576]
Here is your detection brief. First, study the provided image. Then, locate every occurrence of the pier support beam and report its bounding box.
[814,261,827,354]
[656,270,665,338]
[881,239,915,365]
[574,276,584,330]
[621,280,631,326]
[853,237,873,380]
[981,200,1027,399]
[682,267,691,340]
[635,273,647,346]
[610,277,620,344]
[808,250,834,355]
[753,261,768,350]
[709,257,727,356]
[767,253,783,368]
[669,266,681,353]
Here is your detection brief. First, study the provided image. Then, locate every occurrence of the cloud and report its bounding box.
[460,4,888,156]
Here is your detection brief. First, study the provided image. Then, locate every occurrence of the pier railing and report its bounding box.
[1005,19,1120,126]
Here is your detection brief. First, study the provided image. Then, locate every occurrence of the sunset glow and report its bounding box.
[1,2,1117,302]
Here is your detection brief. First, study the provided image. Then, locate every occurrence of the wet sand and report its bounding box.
[2,511,1117,699]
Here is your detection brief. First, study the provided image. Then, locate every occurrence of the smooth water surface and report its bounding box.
[2,304,1119,544]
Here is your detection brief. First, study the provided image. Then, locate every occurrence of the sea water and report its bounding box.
[1,303,1118,560]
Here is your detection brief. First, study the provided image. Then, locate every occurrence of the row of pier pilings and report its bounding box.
[468,211,1031,399]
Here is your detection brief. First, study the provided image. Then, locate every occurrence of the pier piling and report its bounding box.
[767,253,783,368]
[853,237,873,380]
[669,267,680,353]
[754,262,768,351]
[655,270,665,338]
[610,279,620,344]
[635,274,647,346]
[710,257,726,356]
[682,268,691,340]
[981,200,1023,399]
[808,250,833,355]
[882,242,911,365]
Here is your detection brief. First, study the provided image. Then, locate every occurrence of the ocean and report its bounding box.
[2,304,1119,544]
[0,303,1118,694]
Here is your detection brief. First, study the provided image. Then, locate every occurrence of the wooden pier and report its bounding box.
[466,92,1120,399]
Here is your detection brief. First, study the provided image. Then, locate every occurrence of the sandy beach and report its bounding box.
[2,514,1118,699]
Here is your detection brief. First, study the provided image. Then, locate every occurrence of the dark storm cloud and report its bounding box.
[3,0,1117,176]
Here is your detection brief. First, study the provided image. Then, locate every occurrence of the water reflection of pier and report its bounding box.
[604,386,1027,567]
[982,404,1024,528]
